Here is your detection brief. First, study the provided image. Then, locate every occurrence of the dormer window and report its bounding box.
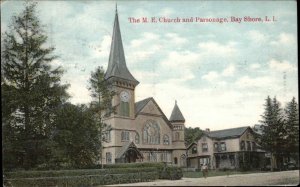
[240,141,245,150]
[192,146,197,154]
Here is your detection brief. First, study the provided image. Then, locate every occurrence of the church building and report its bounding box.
[101,7,186,166]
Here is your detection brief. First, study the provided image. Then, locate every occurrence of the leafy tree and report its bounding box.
[284,97,299,162]
[88,66,115,168]
[1,2,69,170]
[50,103,101,168]
[184,127,203,146]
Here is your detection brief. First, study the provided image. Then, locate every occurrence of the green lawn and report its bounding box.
[183,170,268,178]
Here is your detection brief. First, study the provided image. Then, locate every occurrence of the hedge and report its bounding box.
[4,162,182,186]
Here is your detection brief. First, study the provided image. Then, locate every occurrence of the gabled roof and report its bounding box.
[187,142,197,149]
[105,8,139,84]
[204,126,250,140]
[115,141,143,159]
[135,97,152,115]
[169,101,185,122]
[134,97,173,129]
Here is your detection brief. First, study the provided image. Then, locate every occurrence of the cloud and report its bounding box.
[250,63,261,70]
[247,30,267,43]
[159,8,174,17]
[165,33,187,45]
[198,41,237,57]
[202,71,219,81]
[222,64,235,77]
[269,59,296,72]
[270,33,296,46]
[235,75,274,88]
[161,50,200,69]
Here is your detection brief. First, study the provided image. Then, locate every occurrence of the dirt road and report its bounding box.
[106,170,299,186]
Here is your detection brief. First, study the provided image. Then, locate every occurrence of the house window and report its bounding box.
[143,120,160,144]
[202,143,208,152]
[252,142,256,151]
[175,132,180,141]
[220,142,226,151]
[192,146,197,154]
[121,131,129,141]
[135,133,140,144]
[240,141,245,150]
[120,101,130,117]
[106,152,112,164]
[163,134,170,145]
[174,157,178,164]
[214,142,219,152]
[247,141,251,151]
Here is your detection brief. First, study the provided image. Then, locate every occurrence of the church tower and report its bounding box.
[170,101,186,165]
[105,6,139,119]
[170,101,185,144]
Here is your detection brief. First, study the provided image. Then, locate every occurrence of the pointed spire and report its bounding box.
[170,100,185,123]
[105,5,139,85]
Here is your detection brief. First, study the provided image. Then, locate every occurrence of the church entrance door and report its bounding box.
[125,149,138,163]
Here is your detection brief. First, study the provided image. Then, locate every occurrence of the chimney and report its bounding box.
[205,128,210,133]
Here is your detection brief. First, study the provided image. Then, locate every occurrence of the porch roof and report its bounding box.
[115,141,143,159]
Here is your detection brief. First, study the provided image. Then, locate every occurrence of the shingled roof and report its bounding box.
[104,7,138,84]
[134,97,173,129]
[169,101,185,122]
[115,141,143,159]
[204,126,250,140]
[135,97,152,115]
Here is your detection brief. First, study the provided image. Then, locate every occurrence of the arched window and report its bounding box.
[175,132,180,141]
[163,134,169,145]
[106,152,112,164]
[135,133,140,144]
[143,120,160,144]
[120,101,129,117]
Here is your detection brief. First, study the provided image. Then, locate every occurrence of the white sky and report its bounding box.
[1,0,298,130]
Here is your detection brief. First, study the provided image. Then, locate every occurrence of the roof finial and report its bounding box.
[175,100,177,105]
[115,2,118,14]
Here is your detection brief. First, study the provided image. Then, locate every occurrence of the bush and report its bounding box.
[4,162,182,186]
[159,166,183,180]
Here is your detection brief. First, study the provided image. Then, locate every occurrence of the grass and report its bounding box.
[183,170,268,178]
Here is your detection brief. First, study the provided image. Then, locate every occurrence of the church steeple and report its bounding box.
[170,100,185,123]
[105,5,139,85]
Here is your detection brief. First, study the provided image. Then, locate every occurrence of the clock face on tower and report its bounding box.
[120,91,131,102]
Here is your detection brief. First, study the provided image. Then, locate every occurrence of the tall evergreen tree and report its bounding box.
[259,96,285,170]
[284,97,299,162]
[88,66,115,168]
[1,2,69,170]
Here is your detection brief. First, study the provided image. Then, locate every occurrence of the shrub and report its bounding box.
[4,162,182,186]
[159,166,183,180]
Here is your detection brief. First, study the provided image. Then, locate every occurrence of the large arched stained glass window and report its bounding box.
[143,120,160,144]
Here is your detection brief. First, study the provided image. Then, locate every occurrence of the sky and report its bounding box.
[1,0,298,130]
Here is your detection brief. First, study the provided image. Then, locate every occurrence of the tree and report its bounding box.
[50,103,101,168]
[88,66,115,168]
[1,2,69,170]
[259,96,286,170]
[284,97,299,163]
[184,127,203,146]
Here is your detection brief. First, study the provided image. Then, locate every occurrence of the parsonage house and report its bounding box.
[101,8,186,166]
[187,126,266,170]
